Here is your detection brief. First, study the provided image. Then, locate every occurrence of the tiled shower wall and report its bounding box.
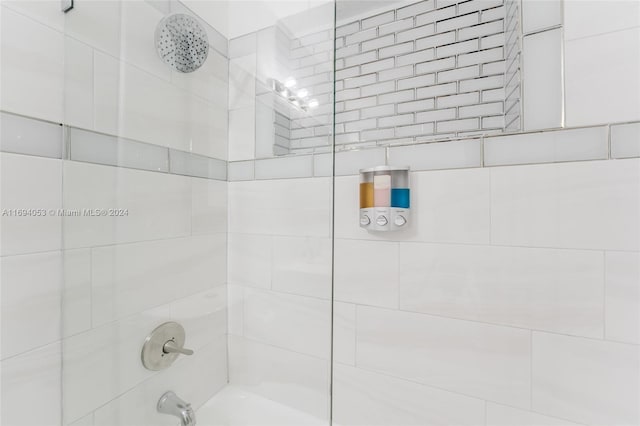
[226,1,640,426]
[0,1,229,425]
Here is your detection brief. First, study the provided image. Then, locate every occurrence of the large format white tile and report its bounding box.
[491,159,640,250]
[93,51,120,136]
[1,0,64,31]
[564,0,640,41]
[229,106,256,161]
[229,54,257,111]
[334,240,399,308]
[64,36,94,129]
[0,6,64,122]
[191,177,228,235]
[532,332,640,425]
[228,178,332,237]
[357,306,531,408]
[228,233,272,288]
[485,126,608,166]
[333,364,486,426]
[64,0,121,57]
[91,235,226,326]
[522,0,562,34]
[243,288,331,359]
[565,28,640,126]
[228,335,330,420]
[1,342,62,426]
[0,153,62,256]
[523,29,563,131]
[63,306,171,423]
[227,285,244,336]
[62,249,92,338]
[605,251,640,344]
[486,403,584,426]
[333,302,356,366]
[272,236,332,299]
[400,243,604,337]
[0,252,61,359]
[63,161,191,248]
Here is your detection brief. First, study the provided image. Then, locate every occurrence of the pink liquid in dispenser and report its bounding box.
[373,174,391,207]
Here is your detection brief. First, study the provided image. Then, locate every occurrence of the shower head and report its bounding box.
[155,13,209,73]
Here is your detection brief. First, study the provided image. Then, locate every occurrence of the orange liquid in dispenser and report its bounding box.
[360,182,374,208]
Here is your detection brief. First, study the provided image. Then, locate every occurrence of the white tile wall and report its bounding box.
[228,233,272,288]
[564,0,640,41]
[64,37,94,129]
[0,342,62,426]
[243,288,331,358]
[333,363,486,426]
[605,251,640,344]
[228,335,330,420]
[334,239,399,308]
[522,0,562,34]
[491,159,640,250]
[486,403,584,426]
[532,332,640,425]
[565,28,640,127]
[91,235,226,326]
[357,306,531,407]
[63,161,192,249]
[1,251,62,359]
[0,6,64,123]
[0,153,62,256]
[272,236,332,299]
[228,178,332,237]
[191,177,228,235]
[400,243,604,337]
[333,302,356,366]
[523,29,563,131]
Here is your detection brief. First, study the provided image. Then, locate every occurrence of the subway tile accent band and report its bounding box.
[3,111,639,182]
[228,121,640,180]
[0,112,227,181]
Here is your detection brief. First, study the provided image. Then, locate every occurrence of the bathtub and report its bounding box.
[196,386,327,426]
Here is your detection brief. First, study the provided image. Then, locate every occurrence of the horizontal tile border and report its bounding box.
[0,111,227,181]
[2,111,638,182]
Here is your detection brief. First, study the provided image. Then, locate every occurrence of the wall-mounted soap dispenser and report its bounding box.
[360,166,410,231]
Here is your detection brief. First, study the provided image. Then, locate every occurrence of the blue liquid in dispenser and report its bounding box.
[391,188,410,208]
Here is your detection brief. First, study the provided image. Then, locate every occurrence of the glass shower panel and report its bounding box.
[61,1,230,425]
[60,0,335,425]
[223,1,336,425]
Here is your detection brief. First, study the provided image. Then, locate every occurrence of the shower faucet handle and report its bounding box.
[163,340,194,356]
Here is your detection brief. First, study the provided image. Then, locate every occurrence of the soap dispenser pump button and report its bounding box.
[360,215,371,226]
[394,215,407,226]
[376,215,388,226]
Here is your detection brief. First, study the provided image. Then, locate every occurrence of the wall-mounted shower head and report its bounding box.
[155,13,209,73]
